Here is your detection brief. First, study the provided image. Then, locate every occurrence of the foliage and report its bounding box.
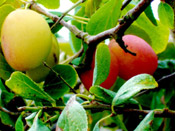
[0,0,174,131]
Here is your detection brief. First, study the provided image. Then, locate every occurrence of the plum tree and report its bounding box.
[109,35,158,80]
[1,9,52,71]
[26,34,60,82]
[79,46,119,90]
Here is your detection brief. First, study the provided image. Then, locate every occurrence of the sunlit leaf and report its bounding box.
[144,5,157,26]
[57,95,88,131]
[37,0,60,9]
[158,2,174,29]
[0,0,6,6]
[93,43,110,86]
[15,115,24,131]
[87,0,122,35]
[112,74,158,106]
[6,71,55,103]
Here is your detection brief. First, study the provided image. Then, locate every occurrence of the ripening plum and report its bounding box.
[109,35,158,80]
[1,9,52,71]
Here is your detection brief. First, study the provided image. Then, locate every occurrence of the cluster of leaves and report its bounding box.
[0,0,175,131]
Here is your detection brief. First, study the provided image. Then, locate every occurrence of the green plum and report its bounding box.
[26,34,60,82]
[1,9,52,71]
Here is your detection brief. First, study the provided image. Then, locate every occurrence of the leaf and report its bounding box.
[57,95,88,131]
[15,115,24,131]
[70,7,85,53]
[0,111,15,127]
[158,43,175,60]
[144,5,157,26]
[5,71,55,103]
[86,0,122,35]
[0,53,14,80]
[0,0,6,6]
[158,2,174,29]
[70,0,78,3]
[59,41,74,56]
[47,11,73,33]
[112,74,158,107]
[90,85,116,104]
[0,4,15,37]
[85,0,102,17]
[3,0,22,8]
[29,111,50,131]
[37,0,59,9]
[25,112,37,127]
[93,43,110,86]
[134,111,154,131]
[124,4,169,54]
[0,79,14,106]
[44,65,78,100]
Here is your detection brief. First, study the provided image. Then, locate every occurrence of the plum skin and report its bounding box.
[1,9,52,71]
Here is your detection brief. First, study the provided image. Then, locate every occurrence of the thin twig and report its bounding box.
[43,62,77,94]
[121,0,132,10]
[157,72,175,83]
[0,106,20,115]
[17,105,175,118]
[51,0,87,30]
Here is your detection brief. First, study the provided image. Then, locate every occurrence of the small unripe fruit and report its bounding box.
[79,46,119,90]
[26,34,60,82]
[109,35,158,80]
[1,9,52,71]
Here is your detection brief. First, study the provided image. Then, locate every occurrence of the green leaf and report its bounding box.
[124,4,169,54]
[0,4,15,37]
[134,111,154,131]
[0,53,14,80]
[15,115,24,131]
[48,11,73,33]
[0,0,6,6]
[0,79,14,106]
[112,74,158,107]
[3,0,22,8]
[29,111,50,131]
[86,0,122,35]
[0,111,15,127]
[70,7,85,53]
[93,43,110,86]
[37,0,59,9]
[158,43,175,60]
[85,0,102,17]
[44,65,78,100]
[90,85,116,104]
[144,5,158,26]
[5,71,55,103]
[158,2,174,29]
[57,95,88,131]
[70,0,78,3]
[25,112,37,127]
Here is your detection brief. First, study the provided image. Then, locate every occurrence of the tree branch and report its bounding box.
[17,104,175,118]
